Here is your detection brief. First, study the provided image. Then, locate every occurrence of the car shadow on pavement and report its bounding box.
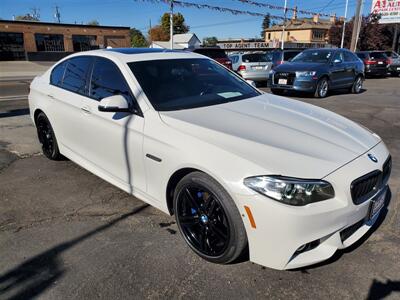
[0,203,149,300]
[366,279,400,300]
[282,88,367,99]
[293,187,392,272]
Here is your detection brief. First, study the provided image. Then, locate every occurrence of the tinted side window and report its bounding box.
[284,51,301,61]
[90,57,133,103]
[62,56,93,95]
[332,51,344,62]
[356,53,367,59]
[344,51,357,62]
[50,61,67,86]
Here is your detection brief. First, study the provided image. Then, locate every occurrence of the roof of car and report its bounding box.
[62,47,205,63]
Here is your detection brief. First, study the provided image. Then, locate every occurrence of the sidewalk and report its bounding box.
[0,61,54,81]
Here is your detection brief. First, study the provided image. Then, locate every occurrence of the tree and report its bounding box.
[15,8,40,21]
[261,14,271,39]
[161,12,189,36]
[203,37,218,47]
[130,28,148,47]
[148,25,169,41]
[328,14,394,50]
[87,20,100,26]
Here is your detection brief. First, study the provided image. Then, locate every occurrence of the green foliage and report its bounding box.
[203,36,218,47]
[130,28,148,47]
[261,14,271,38]
[87,20,100,26]
[15,14,40,21]
[161,12,190,35]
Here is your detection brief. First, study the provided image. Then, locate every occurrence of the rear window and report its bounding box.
[370,52,387,59]
[283,51,301,61]
[242,53,272,63]
[194,48,227,59]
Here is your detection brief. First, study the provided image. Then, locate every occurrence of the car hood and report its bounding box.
[275,62,326,72]
[159,94,380,179]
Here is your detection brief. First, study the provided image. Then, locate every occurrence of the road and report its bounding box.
[0,78,399,299]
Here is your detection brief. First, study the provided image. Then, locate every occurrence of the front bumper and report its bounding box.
[234,141,390,270]
[269,73,317,92]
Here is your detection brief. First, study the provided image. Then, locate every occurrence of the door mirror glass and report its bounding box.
[333,58,342,64]
[98,95,130,113]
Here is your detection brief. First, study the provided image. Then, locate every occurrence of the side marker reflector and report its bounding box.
[244,205,256,229]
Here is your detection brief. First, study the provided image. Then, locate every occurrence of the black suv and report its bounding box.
[269,48,365,98]
[356,51,389,77]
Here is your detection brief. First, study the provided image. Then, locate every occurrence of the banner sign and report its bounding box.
[371,0,400,24]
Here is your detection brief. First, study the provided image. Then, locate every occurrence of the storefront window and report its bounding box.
[35,34,65,52]
[72,35,98,52]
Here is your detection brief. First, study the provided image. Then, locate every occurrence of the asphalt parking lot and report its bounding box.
[0,77,399,299]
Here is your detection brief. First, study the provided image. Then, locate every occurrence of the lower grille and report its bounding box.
[340,219,364,242]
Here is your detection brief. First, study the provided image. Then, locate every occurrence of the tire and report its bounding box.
[314,77,329,98]
[173,172,247,264]
[271,88,284,95]
[350,75,363,94]
[35,112,62,160]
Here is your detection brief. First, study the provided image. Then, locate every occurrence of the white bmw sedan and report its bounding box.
[29,48,391,270]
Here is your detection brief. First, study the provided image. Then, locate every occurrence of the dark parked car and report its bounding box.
[384,51,400,76]
[356,51,389,77]
[271,49,303,69]
[192,47,232,70]
[269,48,364,98]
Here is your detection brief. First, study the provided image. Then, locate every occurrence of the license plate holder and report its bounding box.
[278,78,288,85]
[253,66,263,70]
[368,189,386,220]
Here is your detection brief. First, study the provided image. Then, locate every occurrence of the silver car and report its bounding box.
[229,52,272,82]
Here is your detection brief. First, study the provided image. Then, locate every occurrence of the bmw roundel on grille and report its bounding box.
[368,153,378,163]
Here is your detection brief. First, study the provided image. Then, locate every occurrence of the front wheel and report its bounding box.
[173,172,247,264]
[314,77,329,98]
[350,75,363,94]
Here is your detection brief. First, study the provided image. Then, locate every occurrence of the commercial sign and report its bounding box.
[216,41,330,50]
[371,0,400,24]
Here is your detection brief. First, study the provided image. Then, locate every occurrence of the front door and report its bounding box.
[330,51,347,88]
[79,57,146,193]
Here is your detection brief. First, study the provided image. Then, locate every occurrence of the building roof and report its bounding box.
[173,33,200,43]
[105,48,182,54]
[0,19,130,30]
[152,41,186,49]
[266,18,332,32]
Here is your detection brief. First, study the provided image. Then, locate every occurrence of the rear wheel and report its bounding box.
[314,77,329,98]
[36,112,62,160]
[350,75,363,94]
[173,172,247,264]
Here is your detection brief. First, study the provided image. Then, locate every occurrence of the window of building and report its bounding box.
[35,34,65,52]
[62,56,93,94]
[268,33,271,40]
[72,35,98,52]
[0,32,25,60]
[312,30,325,40]
[90,57,134,104]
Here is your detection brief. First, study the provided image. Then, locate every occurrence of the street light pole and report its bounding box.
[340,0,349,48]
[280,0,287,50]
[170,0,174,49]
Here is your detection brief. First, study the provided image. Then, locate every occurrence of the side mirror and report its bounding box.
[333,58,342,64]
[98,95,130,113]
[246,80,257,87]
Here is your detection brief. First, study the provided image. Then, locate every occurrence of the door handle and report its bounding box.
[81,106,91,114]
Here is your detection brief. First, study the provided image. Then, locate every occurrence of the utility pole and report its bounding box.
[149,19,152,48]
[340,0,349,48]
[350,0,362,51]
[280,0,287,50]
[54,6,61,23]
[354,0,364,51]
[393,23,399,52]
[170,0,174,50]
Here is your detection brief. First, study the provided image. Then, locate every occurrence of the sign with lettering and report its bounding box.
[371,0,400,24]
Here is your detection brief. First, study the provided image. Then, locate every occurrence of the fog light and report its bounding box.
[295,239,320,254]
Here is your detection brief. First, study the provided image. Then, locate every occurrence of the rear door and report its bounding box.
[48,56,94,155]
[79,56,146,192]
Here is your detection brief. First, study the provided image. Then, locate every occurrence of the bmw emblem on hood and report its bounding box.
[368,153,378,163]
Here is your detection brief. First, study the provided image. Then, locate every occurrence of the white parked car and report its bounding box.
[29,48,391,270]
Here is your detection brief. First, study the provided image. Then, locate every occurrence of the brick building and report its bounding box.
[0,20,130,61]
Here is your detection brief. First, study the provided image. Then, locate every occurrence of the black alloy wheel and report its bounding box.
[173,172,247,264]
[36,112,62,160]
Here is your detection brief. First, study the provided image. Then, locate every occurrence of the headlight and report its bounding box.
[295,71,317,77]
[243,176,334,206]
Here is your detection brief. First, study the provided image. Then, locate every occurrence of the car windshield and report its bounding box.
[242,53,272,63]
[128,58,260,111]
[291,50,334,63]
